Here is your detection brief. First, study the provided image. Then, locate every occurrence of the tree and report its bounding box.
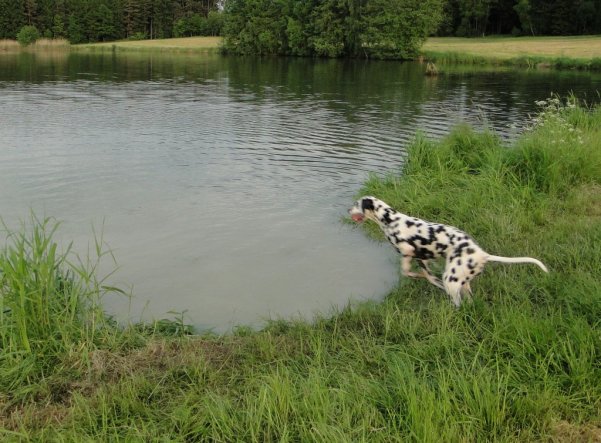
[0,0,25,39]
[88,3,116,41]
[52,14,66,37]
[16,24,40,45]
[514,0,533,35]
[361,0,444,59]
[309,0,348,57]
[68,13,85,42]
[223,0,289,55]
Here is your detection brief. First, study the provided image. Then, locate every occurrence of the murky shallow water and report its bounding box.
[1,52,600,331]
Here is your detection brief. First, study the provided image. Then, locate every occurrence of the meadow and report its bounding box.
[1,97,600,441]
[73,36,222,53]
[422,36,601,70]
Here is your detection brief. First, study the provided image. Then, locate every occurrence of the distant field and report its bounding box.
[78,35,601,59]
[74,36,222,52]
[8,35,601,69]
[423,36,601,60]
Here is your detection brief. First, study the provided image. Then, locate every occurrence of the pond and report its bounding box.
[1,51,600,332]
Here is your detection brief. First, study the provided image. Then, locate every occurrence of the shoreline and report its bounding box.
[4,35,601,71]
[2,97,600,440]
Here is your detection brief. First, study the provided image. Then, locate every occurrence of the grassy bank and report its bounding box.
[422,36,601,70]
[73,36,222,54]
[8,35,600,71]
[1,98,601,441]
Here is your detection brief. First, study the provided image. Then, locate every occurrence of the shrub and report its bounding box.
[16,25,40,47]
[128,32,148,41]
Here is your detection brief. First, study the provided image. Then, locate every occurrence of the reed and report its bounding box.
[0,38,70,52]
[0,215,129,403]
[73,36,222,54]
[0,39,20,52]
[30,38,70,50]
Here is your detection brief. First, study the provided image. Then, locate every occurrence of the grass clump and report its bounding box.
[0,216,135,404]
[2,98,601,440]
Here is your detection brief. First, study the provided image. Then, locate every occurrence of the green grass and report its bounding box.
[422,36,601,70]
[1,97,601,441]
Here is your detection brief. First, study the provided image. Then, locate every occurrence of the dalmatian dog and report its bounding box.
[349,196,548,307]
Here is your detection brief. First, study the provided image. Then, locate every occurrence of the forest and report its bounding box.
[0,0,600,46]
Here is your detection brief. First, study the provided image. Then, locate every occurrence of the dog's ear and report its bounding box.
[361,198,375,213]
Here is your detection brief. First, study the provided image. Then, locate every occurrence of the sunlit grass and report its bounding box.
[74,36,222,53]
[423,36,601,70]
[424,36,601,59]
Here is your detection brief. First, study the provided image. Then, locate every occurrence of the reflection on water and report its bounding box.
[1,52,600,331]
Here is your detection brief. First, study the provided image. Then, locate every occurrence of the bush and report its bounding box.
[127,32,148,41]
[16,25,40,47]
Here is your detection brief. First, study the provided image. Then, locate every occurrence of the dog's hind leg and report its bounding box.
[402,255,434,281]
[461,281,473,302]
[418,260,445,290]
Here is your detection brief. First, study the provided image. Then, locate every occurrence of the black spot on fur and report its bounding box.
[450,242,470,260]
[435,226,446,233]
[361,198,375,212]
[436,242,448,251]
[466,247,475,255]
[382,210,393,225]
[451,268,456,274]
[406,220,415,228]
[413,247,435,260]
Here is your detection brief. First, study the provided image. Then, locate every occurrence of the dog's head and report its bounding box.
[348,196,377,223]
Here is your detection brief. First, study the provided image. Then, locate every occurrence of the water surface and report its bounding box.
[1,52,600,331]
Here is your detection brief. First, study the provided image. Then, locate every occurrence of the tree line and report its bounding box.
[438,0,601,37]
[0,0,600,46]
[0,0,223,43]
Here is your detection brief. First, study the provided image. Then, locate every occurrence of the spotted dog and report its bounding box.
[349,196,548,307]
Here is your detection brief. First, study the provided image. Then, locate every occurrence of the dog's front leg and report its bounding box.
[401,255,422,279]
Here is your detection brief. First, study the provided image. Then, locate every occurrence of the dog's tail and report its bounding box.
[486,255,548,273]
